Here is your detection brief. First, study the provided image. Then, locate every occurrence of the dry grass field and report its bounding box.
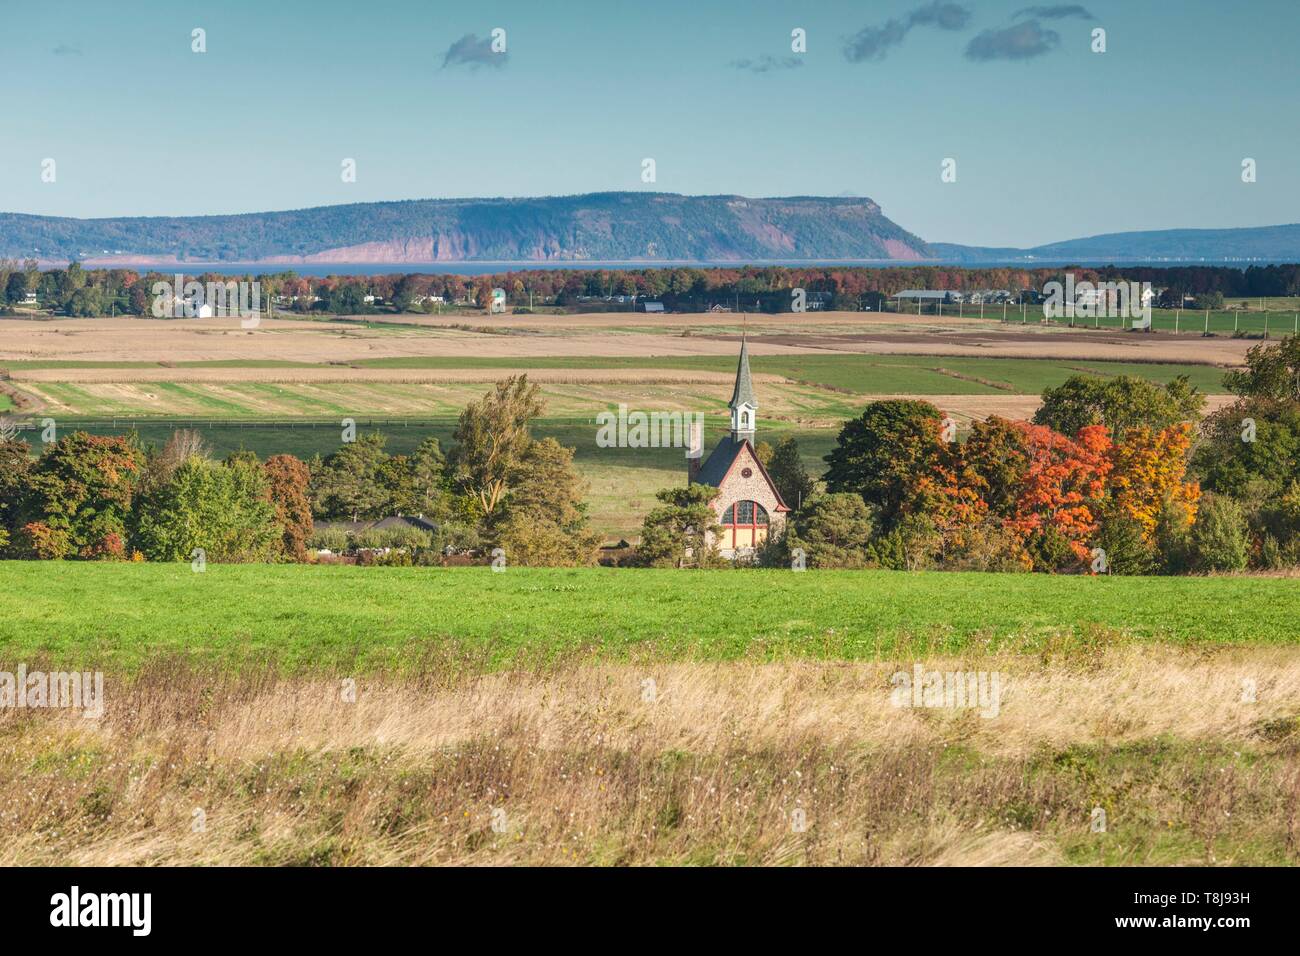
[0,312,1260,365]
[4,647,1297,866]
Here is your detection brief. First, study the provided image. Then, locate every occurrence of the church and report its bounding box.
[689,335,791,558]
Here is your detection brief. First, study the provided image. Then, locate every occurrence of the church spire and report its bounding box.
[728,331,756,443]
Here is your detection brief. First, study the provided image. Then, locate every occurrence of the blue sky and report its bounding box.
[1,0,1296,246]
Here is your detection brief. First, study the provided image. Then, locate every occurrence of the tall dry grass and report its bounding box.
[1,648,1298,866]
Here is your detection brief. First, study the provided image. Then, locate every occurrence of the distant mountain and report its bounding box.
[7,194,1297,266]
[933,224,1300,263]
[0,193,932,264]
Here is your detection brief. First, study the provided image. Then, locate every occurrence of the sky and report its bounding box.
[0,0,1297,248]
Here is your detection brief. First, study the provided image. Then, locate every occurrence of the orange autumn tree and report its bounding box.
[906,420,987,556]
[1005,422,1112,566]
[880,414,1197,573]
[1106,422,1200,539]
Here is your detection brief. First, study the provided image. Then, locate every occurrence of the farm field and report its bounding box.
[5,353,1232,397]
[0,313,1263,366]
[4,360,1232,420]
[2,563,1298,672]
[0,313,1246,539]
[1,563,1298,866]
[889,302,1300,336]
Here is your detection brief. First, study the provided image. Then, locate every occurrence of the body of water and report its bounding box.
[70,258,1294,276]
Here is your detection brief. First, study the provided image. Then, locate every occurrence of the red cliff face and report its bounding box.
[4,194,934,263]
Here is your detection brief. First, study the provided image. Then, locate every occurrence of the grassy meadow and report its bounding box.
[2,563,1298,673]
[1,562,1299,866]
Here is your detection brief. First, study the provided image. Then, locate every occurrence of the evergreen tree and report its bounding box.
[767,435,815,509]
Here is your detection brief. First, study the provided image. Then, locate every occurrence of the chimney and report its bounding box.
[687,418,702,483]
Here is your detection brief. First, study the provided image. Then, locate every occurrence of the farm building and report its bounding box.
[894,289,960,303]
[314,514,438,538]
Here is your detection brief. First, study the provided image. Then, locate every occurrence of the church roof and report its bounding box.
[693,435,791,512]
[694,435,744,489]
[728,334,756,410]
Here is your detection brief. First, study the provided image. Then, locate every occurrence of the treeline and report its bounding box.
[641,338,1300,573]
[5,260,1299,318]
[0,377,598,566]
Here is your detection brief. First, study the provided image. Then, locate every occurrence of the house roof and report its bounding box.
[316,515,438,534]
[894,289,952,299]
[728,334,756,410]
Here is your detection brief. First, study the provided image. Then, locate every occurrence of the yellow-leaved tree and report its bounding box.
[1106,422,1200,540]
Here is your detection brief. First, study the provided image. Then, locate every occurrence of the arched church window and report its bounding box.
[721,499,770,550]
[724,500,769,526]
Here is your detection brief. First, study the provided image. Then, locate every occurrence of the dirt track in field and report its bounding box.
[0,314,1253,366]
[7,366,780,385]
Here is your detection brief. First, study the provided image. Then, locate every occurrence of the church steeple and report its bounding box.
[729,331,756,443]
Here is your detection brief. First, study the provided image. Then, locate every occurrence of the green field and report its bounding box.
[890,300,1300,336]
[5,355,1233,401]
[346,353,1232,395]
[1,563,1295,673]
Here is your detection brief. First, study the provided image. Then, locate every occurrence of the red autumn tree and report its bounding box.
[1006,422,1113,566]
[264,454,314,561]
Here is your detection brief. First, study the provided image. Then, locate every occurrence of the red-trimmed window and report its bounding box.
[722,500,770,549]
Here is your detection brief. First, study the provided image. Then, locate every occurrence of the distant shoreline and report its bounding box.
[30,257,1299,276]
